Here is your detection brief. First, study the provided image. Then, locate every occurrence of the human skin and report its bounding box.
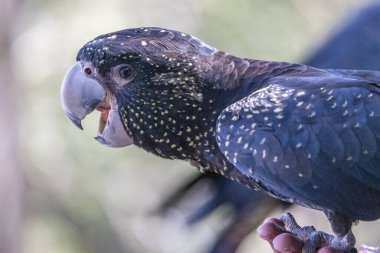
[257,218,348,253]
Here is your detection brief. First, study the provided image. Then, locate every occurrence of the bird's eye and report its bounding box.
[119,66,132,79]
[111,64,135,85]
[84,67,93,75]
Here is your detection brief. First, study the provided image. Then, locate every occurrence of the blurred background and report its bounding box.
[2,0,380,252]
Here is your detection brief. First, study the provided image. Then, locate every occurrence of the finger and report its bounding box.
[272,232,304,253]
[264,217,285,228]
[257,220,287,241]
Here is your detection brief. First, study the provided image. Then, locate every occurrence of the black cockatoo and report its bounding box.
[61,27,380,252]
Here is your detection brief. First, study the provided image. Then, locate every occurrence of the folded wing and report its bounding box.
[216,68,380,220]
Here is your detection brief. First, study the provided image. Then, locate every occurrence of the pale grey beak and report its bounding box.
[61,63,105,129]
[61,62,134,148]
[94,108,134,147]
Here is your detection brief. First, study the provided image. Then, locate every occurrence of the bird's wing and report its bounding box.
[216,69,380,219]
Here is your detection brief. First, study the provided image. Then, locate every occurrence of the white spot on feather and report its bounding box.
[295,91,306,97]
[274,107,283,113]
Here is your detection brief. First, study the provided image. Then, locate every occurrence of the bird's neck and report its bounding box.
[121,52,297,179]
[185,52,300,184]
[206,51,297,91]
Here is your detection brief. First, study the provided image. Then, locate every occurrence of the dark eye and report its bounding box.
[112,64,135,85]
[84,67,93,75]
[119,65,132,79]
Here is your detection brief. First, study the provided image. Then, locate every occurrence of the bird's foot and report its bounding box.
[278,212,357,253]
[360,245,380,253]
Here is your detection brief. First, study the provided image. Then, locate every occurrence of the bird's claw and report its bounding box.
[278,212,357,253]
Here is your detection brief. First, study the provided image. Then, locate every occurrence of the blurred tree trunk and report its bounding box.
[0,0,24,252]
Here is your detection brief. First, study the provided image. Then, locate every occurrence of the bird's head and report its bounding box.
[61,27,221,156]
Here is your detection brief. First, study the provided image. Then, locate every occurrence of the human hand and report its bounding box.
[257,217,346,253]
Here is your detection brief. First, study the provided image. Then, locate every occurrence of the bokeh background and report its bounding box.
[1,0,380,252]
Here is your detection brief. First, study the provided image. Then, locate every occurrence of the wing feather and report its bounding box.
[216,71,380,220]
